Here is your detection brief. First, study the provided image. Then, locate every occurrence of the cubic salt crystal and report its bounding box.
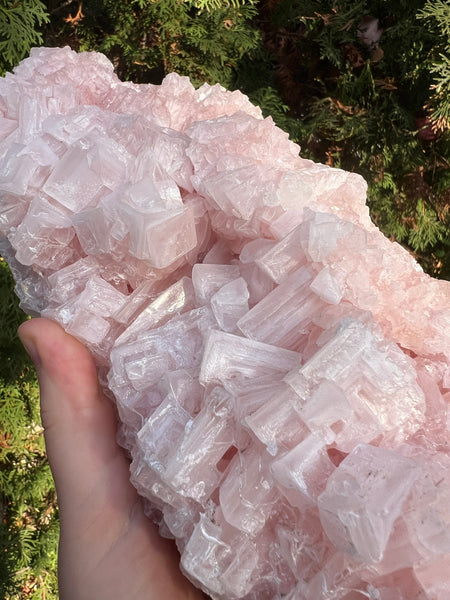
[275,508,334,582]
[0,143,39,194]
[237,261,275,306]
[42,144,105,211]
[136,394,192,470]
[219,444,280,536]
[157,369,204,417]
[300,552,366,600]
[309,266,344,305]
[252,224,307,283]
[115,386,163,432]
[244,383,310,455]
[112,280,160,326]
[72,203,121,256]
[2,46,450,599]
[285,319,426,448]
[111,306,215,392]
[398,446,450,560]
[210,277,249,332]
[201,166,265,220]
[371,517,424,576]
[62,306,111,345]
[303,211,356,263]
[192,263,241,305]
[162,498,200,542]
[115,277,196,344]
[199,329,301,395]
[0,192,28,234]
[237,265,323,351]
[129,445,180,510]
[78,274,127,317]
[318,444,421,563]
[116,192,197,268]
[180,512,259,598]
[271,432,336,509]
[11,194,77,269]
[162,386,235,502]
[297,379,352,432]
[47,257,100,303]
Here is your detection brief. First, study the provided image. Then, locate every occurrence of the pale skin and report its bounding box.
[18,318,206,600]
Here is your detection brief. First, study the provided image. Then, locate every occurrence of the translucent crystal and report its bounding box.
[210,277,249,332]
[272,432,336,509]
[161,386,235,503]
[219,443,280,535]
[192,263,240,305]
[199,329,301,395]
[42,144,105,211]
[318,444,421,563]
[237,266,322,351]
[2,46,450,600]
[180,512,259,598]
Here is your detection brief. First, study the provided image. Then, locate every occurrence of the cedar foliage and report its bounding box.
[44,0,261,86]
[0,1,450,598]
[0,259,58,600]
[0,0,49,75]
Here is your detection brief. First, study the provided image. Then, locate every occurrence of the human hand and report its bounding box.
[18,318,205,600]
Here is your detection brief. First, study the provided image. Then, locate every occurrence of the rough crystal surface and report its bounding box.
[1,46,450,599]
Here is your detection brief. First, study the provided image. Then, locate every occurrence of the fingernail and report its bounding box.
[18,331,41,368]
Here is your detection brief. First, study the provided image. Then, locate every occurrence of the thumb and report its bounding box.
[17,317,124,510]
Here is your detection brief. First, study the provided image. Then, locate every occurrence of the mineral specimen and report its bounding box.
[1,46,450,599]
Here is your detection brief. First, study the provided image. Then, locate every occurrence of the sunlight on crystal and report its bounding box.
[1,46,450,599]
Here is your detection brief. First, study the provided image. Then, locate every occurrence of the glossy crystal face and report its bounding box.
[1,46,449,600]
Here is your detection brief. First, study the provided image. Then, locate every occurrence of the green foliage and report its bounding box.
[45,0,260,86]
[0,0,49,75]
[188,0,257,9]
[0,259,58,599]
[417,0,450,131]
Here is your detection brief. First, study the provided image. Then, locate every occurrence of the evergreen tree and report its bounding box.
[44,0,260,86]
[0,259,58,600]
[418,0,450,133]
[0,0,49,75]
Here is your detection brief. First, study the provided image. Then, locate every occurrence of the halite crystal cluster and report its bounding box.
[1,46,450,599]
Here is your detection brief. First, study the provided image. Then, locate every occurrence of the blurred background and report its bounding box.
[0,1,449,597]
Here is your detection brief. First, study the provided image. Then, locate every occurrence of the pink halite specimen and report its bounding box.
[1,46,450,599]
